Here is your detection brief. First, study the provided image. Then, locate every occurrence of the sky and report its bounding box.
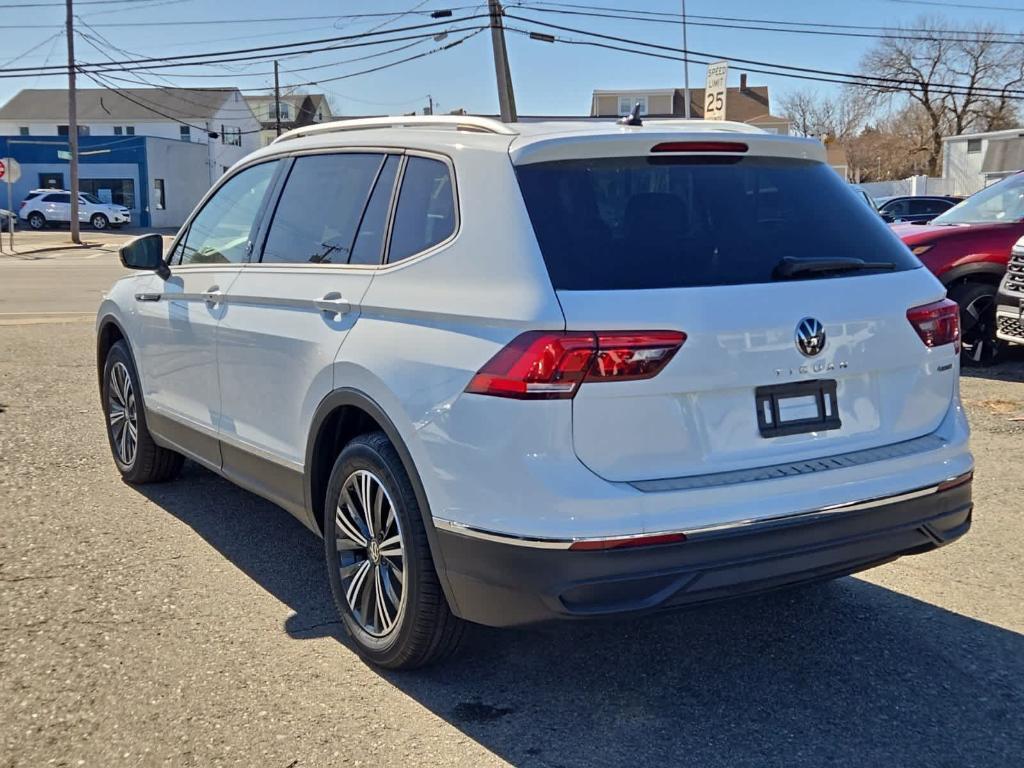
[1,0,1023,118]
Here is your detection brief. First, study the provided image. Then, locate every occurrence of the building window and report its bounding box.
[126,126,135,135]
[180,125,190,141]
[270,101,291,120]
[19,126,29,136]
[57,125,90,136]
[154,179,166,210]
[967,138,982,154]
[617,95,648,116]
[79,178,136,209]
[38,172,64,189]
[114,126,123,135]
[220,125,242,146]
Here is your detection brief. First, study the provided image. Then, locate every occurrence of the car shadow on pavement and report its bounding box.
[139,462,1024,768]
[961,346,1024,383]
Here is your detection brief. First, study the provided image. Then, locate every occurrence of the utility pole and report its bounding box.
[66,0,80,244]
[427,94,434,115]
[273,60,282,137]
[487,0,517,123]
[681,0,691,119]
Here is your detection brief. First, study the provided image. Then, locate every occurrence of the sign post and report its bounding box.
[704,61,729,121]
[0,157,21,251]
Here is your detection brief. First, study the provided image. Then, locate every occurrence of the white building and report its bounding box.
[244,93,333,147]
[942,128,1024,196]
[0,87,260,184]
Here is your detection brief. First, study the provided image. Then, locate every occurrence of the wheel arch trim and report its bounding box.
[940,261,1005,286]
[304,387,462,615]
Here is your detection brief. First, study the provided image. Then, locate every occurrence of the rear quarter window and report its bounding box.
[516,156,920,290]
[387,156,456,264]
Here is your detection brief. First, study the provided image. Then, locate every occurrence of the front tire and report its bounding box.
[950,281,1001,367]
[91,213,109,230]
[27,212,45,230]
[324,431,465,669]
[102,340,184,483]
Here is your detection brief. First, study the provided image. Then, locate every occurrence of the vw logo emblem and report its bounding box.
[795,317,826,357]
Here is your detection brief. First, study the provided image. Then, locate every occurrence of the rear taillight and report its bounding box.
[465,330,686,399]
[907,298,960,352]
[19,201,26,209]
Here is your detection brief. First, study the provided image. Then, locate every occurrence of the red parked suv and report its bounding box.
[894,171,1024,364]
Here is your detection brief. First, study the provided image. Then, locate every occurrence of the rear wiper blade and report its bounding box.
[773,256,897,279]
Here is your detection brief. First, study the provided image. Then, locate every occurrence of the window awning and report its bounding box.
[981,136,1024,174]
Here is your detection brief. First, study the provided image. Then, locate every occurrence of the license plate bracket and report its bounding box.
[755,379,841,438]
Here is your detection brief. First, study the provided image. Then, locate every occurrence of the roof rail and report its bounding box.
[273,115,518,144]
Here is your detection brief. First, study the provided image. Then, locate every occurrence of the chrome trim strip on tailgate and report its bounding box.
[433,469,973,550]
[630,433,948,493]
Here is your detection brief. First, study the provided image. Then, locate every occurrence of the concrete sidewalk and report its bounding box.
[0,226,177,258]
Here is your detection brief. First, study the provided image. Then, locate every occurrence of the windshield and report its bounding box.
[80,193,103,205]
[932,173,1024,225]
[516,156,920,290]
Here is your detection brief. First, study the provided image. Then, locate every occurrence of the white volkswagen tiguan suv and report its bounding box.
[97,116,973,669]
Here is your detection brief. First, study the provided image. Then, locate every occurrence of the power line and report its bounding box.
[0,12,489,74]
[515,1,1024,40]
[505,12,1024,99]
[0,23,487,80]
[514,2,1024,45]
[0,0,188,7]
[75,28,482,129]
[0,31,64,68]
[888,0,1024,10]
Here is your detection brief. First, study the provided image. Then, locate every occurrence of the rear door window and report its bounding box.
[516,156,921,290]
[44,193,70,204]
[387,156,456,264]
[911,199,950,215]
[261,153,384,265]
[350,155,400,266]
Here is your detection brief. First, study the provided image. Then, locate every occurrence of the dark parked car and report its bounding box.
[877,195,963,224]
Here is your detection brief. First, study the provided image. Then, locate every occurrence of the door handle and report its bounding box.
[203,286,224,306]
[314,292,351,318]
[134,292,162,302]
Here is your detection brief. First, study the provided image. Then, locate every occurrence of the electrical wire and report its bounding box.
[505,13,1024,99]
[75,28,482,130]
[0,12,490,74]
[513,2,1024,45]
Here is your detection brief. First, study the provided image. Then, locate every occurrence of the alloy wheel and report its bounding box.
[334,469,406,637]
[961,292,1000,365]
[107,361,138,466]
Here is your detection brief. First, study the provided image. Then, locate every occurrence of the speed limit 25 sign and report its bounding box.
[704,61,729,121]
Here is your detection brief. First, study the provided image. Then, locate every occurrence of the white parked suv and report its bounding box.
[21,189,131,230]
[96,115,974,669]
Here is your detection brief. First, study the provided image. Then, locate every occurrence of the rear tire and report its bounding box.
[324,431,465,669]
[949,281,1001,367]
[102,340,184,484]
[27,212,45,230]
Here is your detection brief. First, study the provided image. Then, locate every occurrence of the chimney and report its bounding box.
[740,73,748,91]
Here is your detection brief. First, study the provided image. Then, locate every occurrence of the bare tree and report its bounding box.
[859,17,1024,175]
[778,87,872,141]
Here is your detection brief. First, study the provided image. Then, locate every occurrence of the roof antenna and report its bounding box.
[618,101,643,127]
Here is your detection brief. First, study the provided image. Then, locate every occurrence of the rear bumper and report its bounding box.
[435,475,973,627]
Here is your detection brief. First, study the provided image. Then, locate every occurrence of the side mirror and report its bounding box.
[119,234,170,280]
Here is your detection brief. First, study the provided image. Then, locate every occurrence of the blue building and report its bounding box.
[0,134,211,228]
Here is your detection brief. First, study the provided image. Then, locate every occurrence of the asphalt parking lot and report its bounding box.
[1,247,1023,767]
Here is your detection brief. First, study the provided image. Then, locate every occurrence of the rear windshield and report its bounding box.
[516,156,920,290]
